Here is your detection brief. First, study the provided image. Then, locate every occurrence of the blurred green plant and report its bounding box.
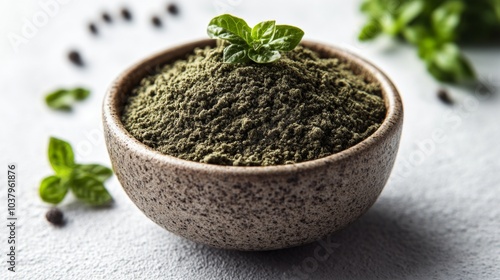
[359,0,500,84]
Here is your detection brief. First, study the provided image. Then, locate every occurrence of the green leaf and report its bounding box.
[41,136,114,206]
[69,175,113,206]
[358,0,481,85]
[380,13,398,36]
[45,90,73,111]
[402,25,428,44]
[207,14,253,45]
[420,42,475,83]
[251,20,276,44]
[381,0,424,36]
[359,19,382,41]
[223,44,250,63]
[433,43,475,82]
[45,88,90,111]
[396,0,424,30]
[73,164,113,182]
[268,25,304,51]
[248,48,281,63]
[417,37,437,60]
[492,0,500,21]
[72,88,91,100]
[434,43,462,70]
[39,176,69,204]
[360,0,385,17]
[208,15,304,64]
[432,1,465,41]
[48,137,75,176]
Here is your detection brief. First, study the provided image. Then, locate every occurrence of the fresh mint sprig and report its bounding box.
[357,0,500,84]
[45,88,90,111]
[39,137,113,206]
[207,14,305,64]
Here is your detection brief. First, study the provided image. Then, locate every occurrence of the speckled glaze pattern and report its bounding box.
[102,39,404,251]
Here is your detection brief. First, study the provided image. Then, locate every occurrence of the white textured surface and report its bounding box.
[1,0,499,279]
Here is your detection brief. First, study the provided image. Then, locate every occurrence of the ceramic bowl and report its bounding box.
[102,39,404,251]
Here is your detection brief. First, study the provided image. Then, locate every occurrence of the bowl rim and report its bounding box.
[103,39,403,175]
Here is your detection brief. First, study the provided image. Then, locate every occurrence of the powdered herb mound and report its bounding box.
[122,45,386,166]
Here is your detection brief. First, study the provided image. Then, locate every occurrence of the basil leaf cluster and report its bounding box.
[45,88,90,111]
[39,137,113,206]
[207,14,305,64]
[359,0,500,84]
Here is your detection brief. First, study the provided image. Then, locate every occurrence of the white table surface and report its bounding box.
[1,0,499,279]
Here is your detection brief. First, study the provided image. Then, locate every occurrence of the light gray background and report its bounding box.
[0,0,499,279]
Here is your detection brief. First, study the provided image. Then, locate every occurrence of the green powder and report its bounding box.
[122,44,386,166]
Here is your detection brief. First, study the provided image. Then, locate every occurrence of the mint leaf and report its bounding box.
[69,175,112,206]
[207,14,252,45]
[399,0,425,22]
[432,43,475,82]
[45,88,90,111]
[380,13,398,35]
[48,137,75,176]
[432,1,464,41]
[251,20,276,44]
[223,44,249,63]
[41,137,114,206]
[268,25,304,51]
[359,20,382,41]
[248,48,281,63]
[208,15,304,64]
[39,176,69,204]
[45,90,73,111]
[396,1,424,31]
[358,0,487,85]
[493,0,500,20]
[402,25,428,44]
[360,0,383,15]
[74,164,113,182]
[420,41,475,83]
[72,88,91,100]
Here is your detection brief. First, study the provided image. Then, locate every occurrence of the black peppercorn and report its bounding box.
[68,50,84,66]
[167,3,179,15]
[151,16,162,27]
[121,8,132,21]
[102,12,112,23]
[88,23,98,35]
[437,88,454,105]
[46,208,65,226]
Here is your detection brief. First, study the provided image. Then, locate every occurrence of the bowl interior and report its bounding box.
[105,39,402,173]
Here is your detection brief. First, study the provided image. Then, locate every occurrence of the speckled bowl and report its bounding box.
[103,39,403,251]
